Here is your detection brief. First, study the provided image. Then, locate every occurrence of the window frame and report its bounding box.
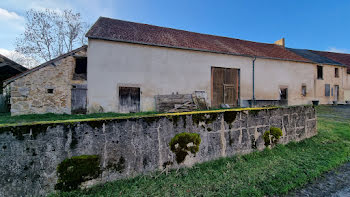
[335,67,339,78]
[301,85,307,97]
[317,65,323,80]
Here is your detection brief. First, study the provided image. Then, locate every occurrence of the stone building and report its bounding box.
[85,17,348,113]
[4,46,87,115]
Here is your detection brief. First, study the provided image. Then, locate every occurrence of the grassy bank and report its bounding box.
[50,105,350,197]
[0,111,158,125]
[0,106,277,127]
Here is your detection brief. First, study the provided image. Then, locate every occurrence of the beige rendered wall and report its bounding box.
[88,39,330,113]
[9,49,86,115]
[313,65,345,104]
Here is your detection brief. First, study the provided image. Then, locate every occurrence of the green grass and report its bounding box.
[0,111,159,125]
[49,105,350,197]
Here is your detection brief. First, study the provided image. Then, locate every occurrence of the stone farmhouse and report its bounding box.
[4,46,87,115]
[85,17,349,113]
[3,17,350,115]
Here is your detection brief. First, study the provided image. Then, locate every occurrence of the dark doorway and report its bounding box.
[71,84,87,114]
[119,87,140,113]
[280,87,288,106]
[211,67,239,108]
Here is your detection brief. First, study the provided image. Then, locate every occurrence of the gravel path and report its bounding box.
[288,162,350,197]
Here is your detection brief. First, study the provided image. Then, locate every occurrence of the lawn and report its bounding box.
[50,105,350,197]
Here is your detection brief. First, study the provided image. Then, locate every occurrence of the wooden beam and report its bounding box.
[0,62,10,68]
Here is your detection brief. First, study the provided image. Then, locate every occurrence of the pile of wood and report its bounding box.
[155,91,209,113]
[167,101,197,112]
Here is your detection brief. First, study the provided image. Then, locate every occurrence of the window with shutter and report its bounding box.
[325,84,330,96]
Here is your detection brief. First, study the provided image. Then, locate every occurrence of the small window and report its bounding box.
[47,89,54,94]
[317,66,323,79]
[335,68,339,78]
[301,85,307,96]
[325,84,330,96]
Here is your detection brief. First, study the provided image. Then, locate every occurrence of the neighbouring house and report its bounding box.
[0,54,27,113]
[3,46,87,115]
[306,50,350,102]
[85,17,347,113]
[0,54,28,94]
[287,48,347,104]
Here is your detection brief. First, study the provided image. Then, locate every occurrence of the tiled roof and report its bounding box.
[311,50,350,73]
[86,17,310,62]
[287,48,344,66]
[4,45,87,85]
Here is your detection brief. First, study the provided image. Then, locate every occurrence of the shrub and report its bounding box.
[55,155,101,191]
[263,127,283,147]
[169,132,201,164]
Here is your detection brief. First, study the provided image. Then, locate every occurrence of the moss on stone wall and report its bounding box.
[192,113,218,125]
[248,109,261,117]
[55,155,101,191]
[263,127,283,147]
[169,132,201,164]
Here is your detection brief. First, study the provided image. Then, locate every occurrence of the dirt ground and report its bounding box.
[288,162,350,197]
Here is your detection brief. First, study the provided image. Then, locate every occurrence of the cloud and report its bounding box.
[0,8,24,21]
[0,48,39,68]
[0,8,25,32]
[327,47,350,54]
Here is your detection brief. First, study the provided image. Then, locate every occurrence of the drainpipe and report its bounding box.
[252,56,257,107]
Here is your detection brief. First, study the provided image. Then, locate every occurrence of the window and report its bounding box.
[335,68,339,78]
[301,85,307,96]
[317,66,323,79]
[325,84,330,96]
[47,89,54,94]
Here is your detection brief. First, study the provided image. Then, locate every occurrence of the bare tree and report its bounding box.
[7,51,39,68]
[15,9,88,64]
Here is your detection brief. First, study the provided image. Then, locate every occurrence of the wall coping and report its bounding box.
[0,105,312,128]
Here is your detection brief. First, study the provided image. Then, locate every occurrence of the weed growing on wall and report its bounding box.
[55,155,101,191]
[169,132,201,164]
[263,127,283,147]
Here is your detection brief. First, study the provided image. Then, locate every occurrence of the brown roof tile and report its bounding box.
[86,17,310,62]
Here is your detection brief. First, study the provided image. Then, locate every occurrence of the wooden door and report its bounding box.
[119,87,140,113]
[71,84,87,114]
[211,67,239,107]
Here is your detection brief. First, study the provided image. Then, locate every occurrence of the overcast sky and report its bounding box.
[1,0,350,60]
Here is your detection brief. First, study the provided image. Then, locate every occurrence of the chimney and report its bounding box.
[274,38,285,47]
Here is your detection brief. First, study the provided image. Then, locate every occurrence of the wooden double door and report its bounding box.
[211,67,239,108]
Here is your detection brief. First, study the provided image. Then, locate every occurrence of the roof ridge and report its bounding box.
[91,17,282,47]
[4,45,87,85]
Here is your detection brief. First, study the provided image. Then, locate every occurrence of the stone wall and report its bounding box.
[9,48,87,115]
[0,106,317,196]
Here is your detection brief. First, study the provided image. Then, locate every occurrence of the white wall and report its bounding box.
[87,39,325,113]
